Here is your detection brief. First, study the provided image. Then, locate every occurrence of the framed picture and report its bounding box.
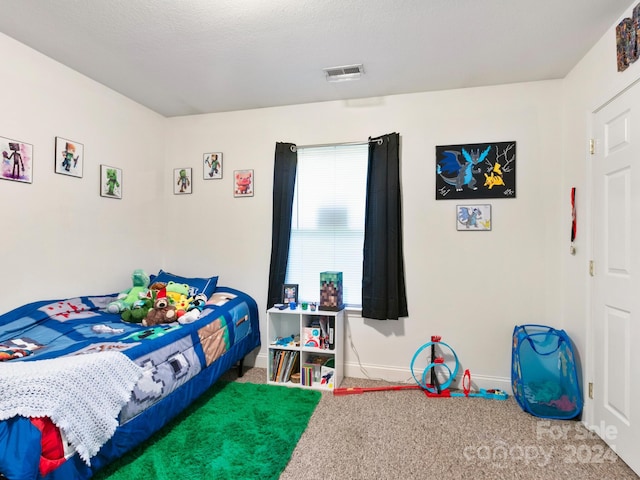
[54,136,84,178]
[282,284,298,304]
[435,141,516,200]
[203,152,222,179]
[234,169,254,197]
[456,204,491,231]
[100,165,122,199]
[0,136,33,184]
[174,167,192,194]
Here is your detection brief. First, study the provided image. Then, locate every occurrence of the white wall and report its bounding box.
[561,0,640,422]
[4,20,602,390]
[0,33,167,312]
[165,81,565,388]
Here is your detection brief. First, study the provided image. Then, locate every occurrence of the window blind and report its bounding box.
[285,144,368,306]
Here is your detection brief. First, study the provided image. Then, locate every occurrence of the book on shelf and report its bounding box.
[276,351,287,382]
[270,350,281,382]
[284,351,299,382]
[281,351,292,382]
[271,350,300,383]
[301,365,313,386]
[269,350,274,381]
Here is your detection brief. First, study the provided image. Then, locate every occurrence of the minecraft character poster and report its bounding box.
[1,136,33,183]
[55,136,84,178]
[100,164,122,199]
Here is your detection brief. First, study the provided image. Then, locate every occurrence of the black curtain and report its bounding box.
[362,133,408,320]
[267,142,297,308]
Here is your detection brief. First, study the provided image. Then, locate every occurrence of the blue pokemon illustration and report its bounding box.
[435,142,516,200]
[437,146,491,192]
[458,207,481,229]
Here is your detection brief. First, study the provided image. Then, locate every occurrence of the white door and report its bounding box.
[591,82,640,474]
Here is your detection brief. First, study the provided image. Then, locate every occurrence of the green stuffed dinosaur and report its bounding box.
[107,269,150,314]
[121,296,153,323]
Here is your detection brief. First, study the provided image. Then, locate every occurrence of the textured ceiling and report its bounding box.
[0,0,632,117]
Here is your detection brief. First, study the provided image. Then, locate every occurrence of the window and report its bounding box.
[285,144,368,307]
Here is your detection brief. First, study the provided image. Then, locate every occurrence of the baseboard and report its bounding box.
[254,352,268,370]
[254,353,511,393]
[343,362,511,392]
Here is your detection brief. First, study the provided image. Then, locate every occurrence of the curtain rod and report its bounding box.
[291,138,383,152]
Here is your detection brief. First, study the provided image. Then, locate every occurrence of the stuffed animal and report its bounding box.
[143,289,177,326]
[166,281,190,304]
[178,293,207,325]
[107,269,150,314]
[189,293,208,312]
[175,296,192,316]
[149,281,167,292]
[121,297,153,323]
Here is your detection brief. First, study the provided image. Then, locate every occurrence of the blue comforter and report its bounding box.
[0,286,260,480]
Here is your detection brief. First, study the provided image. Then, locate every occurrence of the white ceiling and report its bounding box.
[0,0,632,117]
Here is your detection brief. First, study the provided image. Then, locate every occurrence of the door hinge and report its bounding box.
[589,382,593,399]
[590,139,596,155]
[589,260,595,276]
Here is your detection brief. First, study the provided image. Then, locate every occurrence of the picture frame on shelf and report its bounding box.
[282,284,298,305]
[234,169,254,197]
[174,167,192,194]
[0,135,33,184]
[100,164,122,199]
[54,136,84,178]
[203,152,222,179]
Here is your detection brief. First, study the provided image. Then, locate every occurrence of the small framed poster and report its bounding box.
[203,152,222,179]
[0,136,33,184]
[282,284,298,304]
[100,164,122,199]
[54,136,84,178]
[174,167,192,194]
[234,169,254,197]
[456,204,491,231]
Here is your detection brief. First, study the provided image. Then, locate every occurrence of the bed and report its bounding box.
[0,270,261,480]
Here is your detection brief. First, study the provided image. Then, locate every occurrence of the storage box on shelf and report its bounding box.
[266,306,344,391]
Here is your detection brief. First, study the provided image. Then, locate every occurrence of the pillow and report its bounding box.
[151,270,218,298]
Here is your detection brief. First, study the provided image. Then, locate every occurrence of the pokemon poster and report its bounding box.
[435,141,516,200]
[456,204,491,231]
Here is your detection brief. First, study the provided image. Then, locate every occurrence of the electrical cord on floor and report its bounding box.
[345,317,415,384]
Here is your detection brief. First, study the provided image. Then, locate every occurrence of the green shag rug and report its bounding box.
[93,382,321,480]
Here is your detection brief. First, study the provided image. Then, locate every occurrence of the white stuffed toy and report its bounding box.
[178,293,207,325]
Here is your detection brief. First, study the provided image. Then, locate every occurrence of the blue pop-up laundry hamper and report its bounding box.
[511,324,583,419]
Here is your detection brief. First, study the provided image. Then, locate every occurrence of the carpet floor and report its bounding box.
[226,367,639,480]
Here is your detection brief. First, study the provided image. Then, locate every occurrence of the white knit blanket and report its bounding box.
[0,351,143,465]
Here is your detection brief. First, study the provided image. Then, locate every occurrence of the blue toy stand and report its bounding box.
[511,324,583,419]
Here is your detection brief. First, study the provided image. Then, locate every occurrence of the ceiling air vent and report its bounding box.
[323,64,364,82]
